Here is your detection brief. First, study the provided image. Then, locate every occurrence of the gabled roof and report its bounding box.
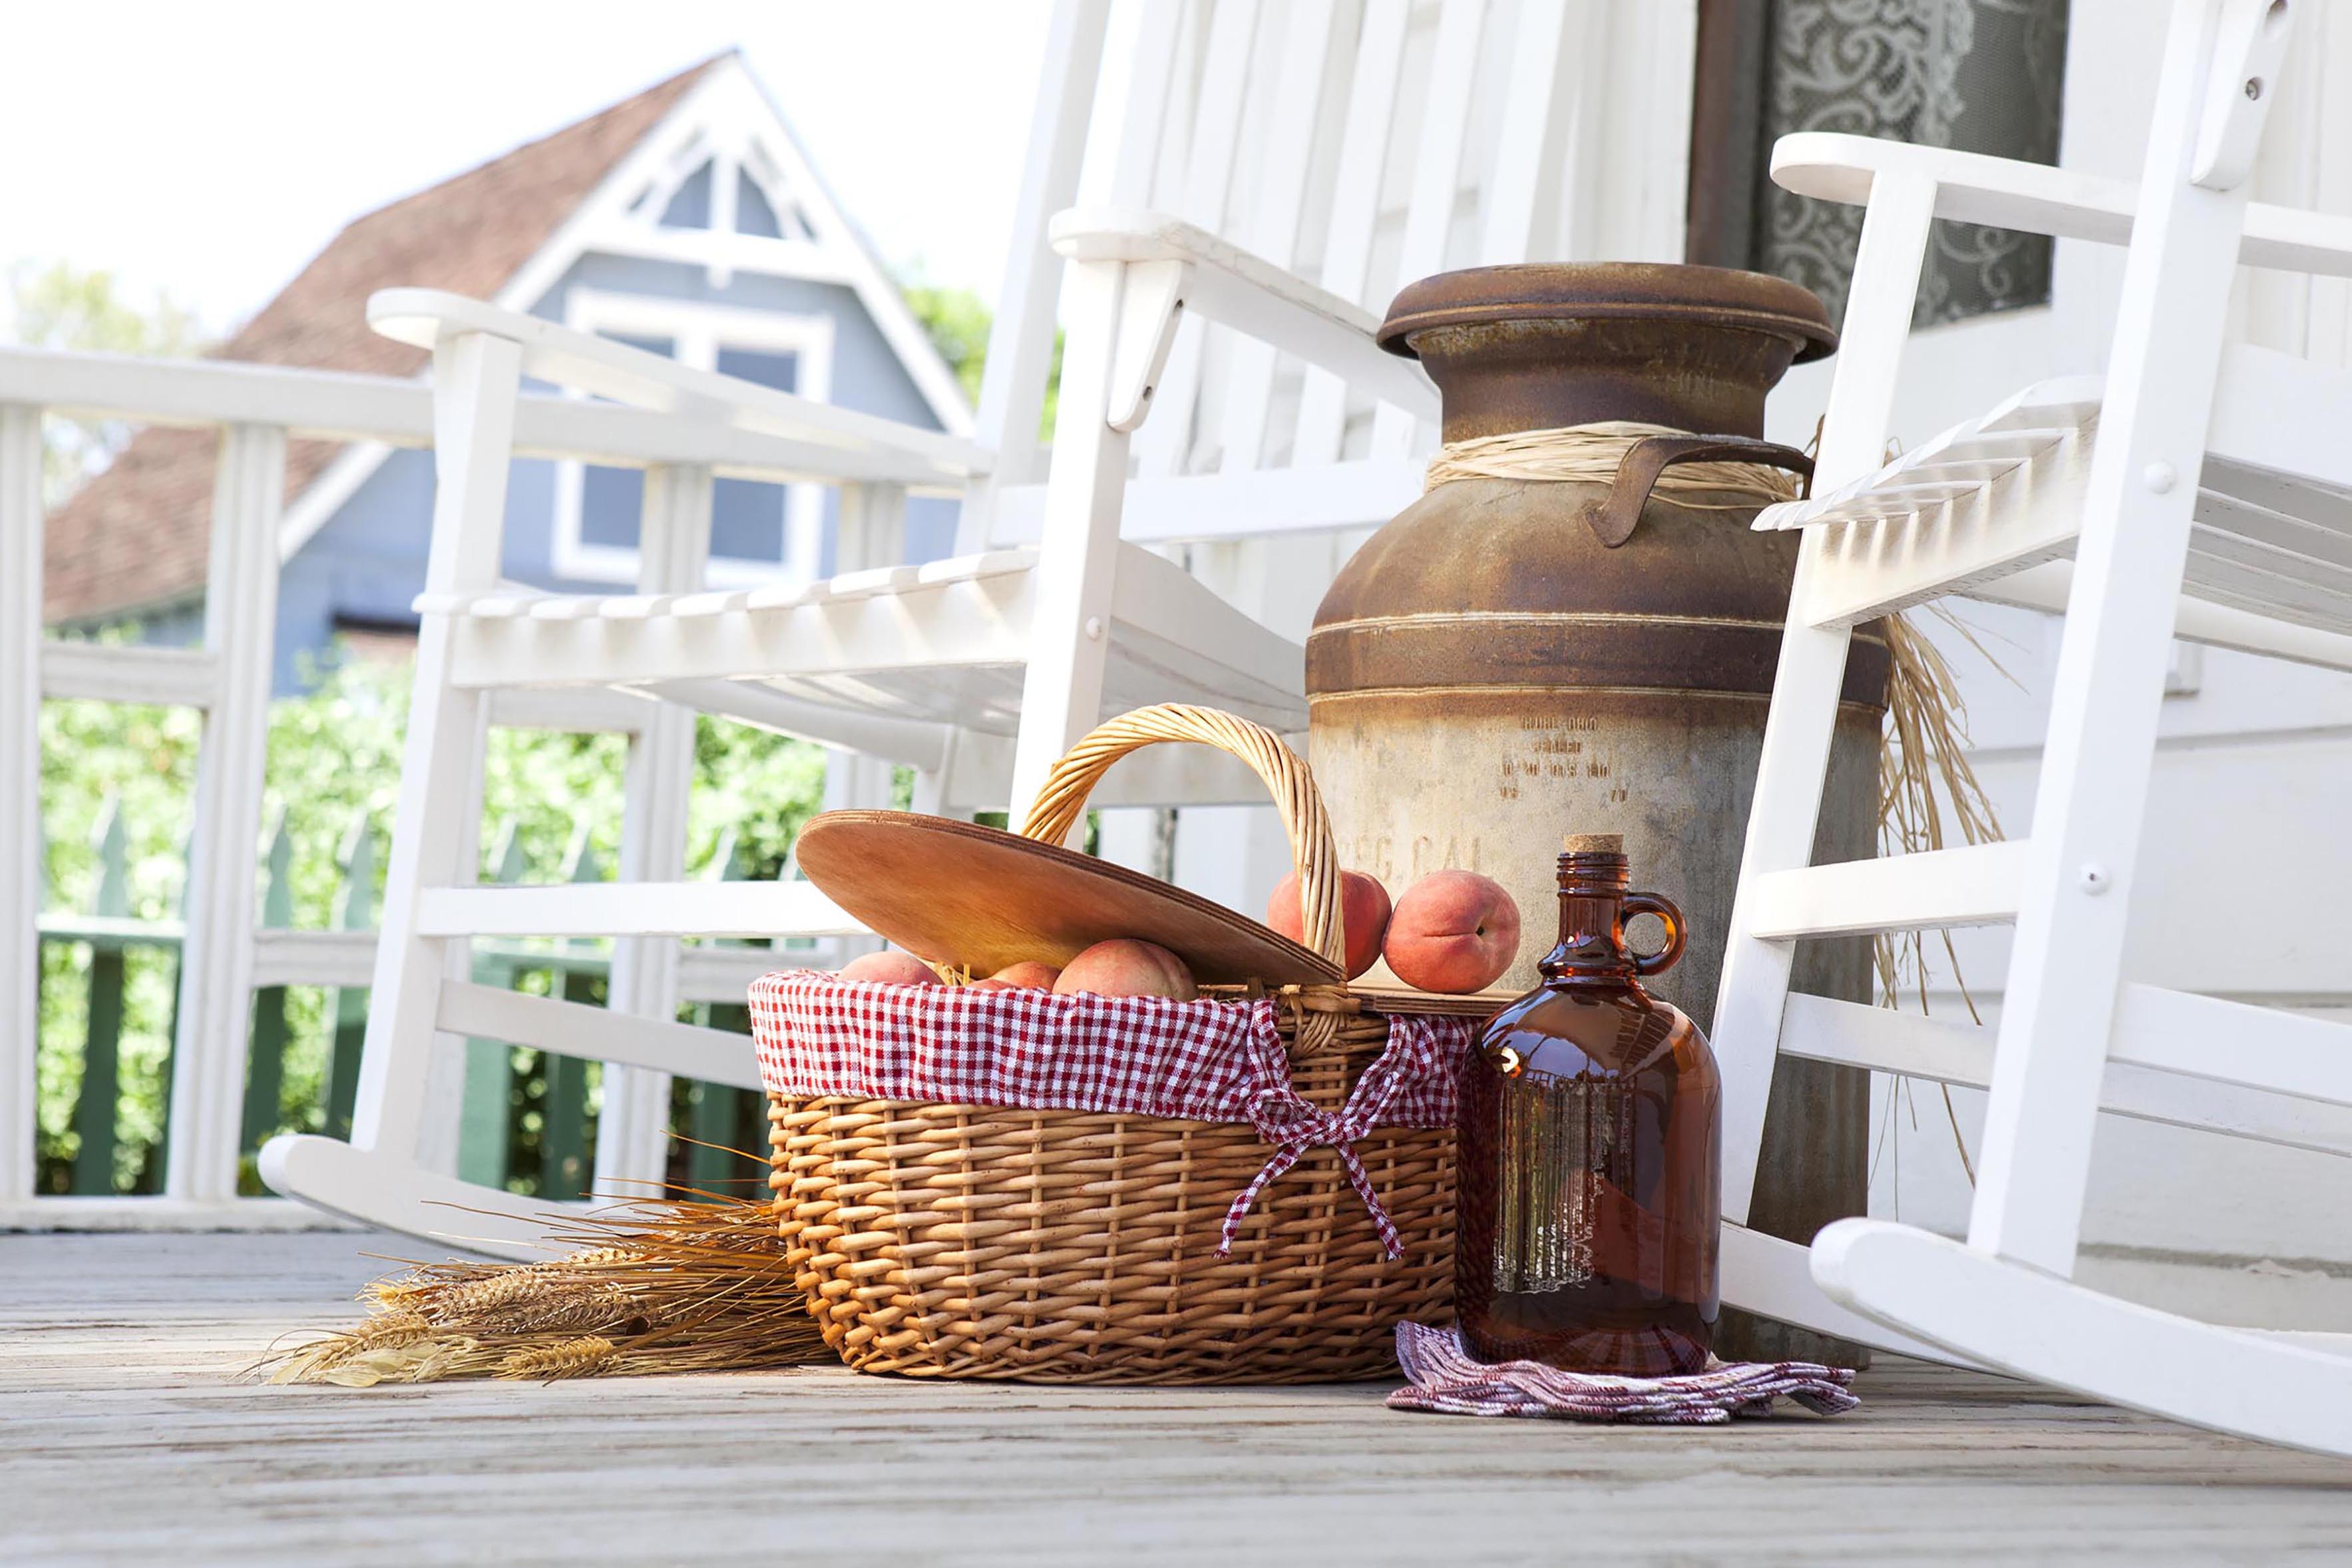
[44,55,723,624]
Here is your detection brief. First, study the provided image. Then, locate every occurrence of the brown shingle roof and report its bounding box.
[43,54,722,625]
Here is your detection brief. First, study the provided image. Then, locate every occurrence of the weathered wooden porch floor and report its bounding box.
[7,1231,2352,1565]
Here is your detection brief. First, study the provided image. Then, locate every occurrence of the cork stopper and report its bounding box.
[1563,833,1624,855]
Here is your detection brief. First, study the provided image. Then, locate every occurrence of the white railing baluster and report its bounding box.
[0,341,974,1229]
[164,423,288,1203]
[0,405,41,1205]
[594,463,714,1194]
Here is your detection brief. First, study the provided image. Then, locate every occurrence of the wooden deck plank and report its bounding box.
[4,1232,2351,1565]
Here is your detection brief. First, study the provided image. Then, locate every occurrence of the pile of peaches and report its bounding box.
[837,867,1521,1001]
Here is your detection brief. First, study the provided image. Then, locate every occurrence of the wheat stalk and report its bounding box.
[1876,608,2011,1185]
[261,1181,827,1386]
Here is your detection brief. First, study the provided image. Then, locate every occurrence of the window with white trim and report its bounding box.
[551,290,835,588]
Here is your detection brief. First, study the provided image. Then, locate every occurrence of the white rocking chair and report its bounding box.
[264,0,1662,1255]
[1714,0,2352,1454]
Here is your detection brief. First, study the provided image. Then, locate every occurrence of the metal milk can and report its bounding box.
[1307,265,1885,1361]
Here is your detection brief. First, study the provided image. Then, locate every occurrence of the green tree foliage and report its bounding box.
[8,260,206,507]
[898,278,1062,437]
[36,651,829,1193]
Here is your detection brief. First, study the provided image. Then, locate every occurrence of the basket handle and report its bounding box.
[1019,704,1344,974]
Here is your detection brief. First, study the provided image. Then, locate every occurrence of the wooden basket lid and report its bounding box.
[793,810,1342,986]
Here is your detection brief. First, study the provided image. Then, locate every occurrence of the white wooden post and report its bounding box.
[825,480,907,835]
[163,423,287,1202]
[1969,0,2256,1275]
[1007,259,1136,835]
[1368,0,1485,461]
[0,405,41,1204]
[1713,172,1939,1229]
[956,0,1111,542]
[593,463,712,1194]
[348,331,520,1162]
[1292,0,1410,466]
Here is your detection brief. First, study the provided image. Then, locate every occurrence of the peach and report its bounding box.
[839,950,940,987]
[1383,871,1521,994]
[1052,939,1198,1001]
[988,960,1063,990]
[1264,870,1392,979]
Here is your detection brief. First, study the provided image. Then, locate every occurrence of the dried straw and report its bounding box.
[1875,607,2010,1184]
[261,1181,828,1387]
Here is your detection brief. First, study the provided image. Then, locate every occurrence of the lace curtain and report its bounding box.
[1757,0,2070,327]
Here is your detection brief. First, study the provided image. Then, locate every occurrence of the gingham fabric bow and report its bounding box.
[748,972,1471,1257]
[1223,1013,1462,1259]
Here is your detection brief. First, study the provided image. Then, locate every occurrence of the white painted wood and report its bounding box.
[433,548,1305,741]
[1103,259,1189,433]
[1812,1219,2352,1457]
[2110,984,2352,1108]
[594,464,714,1198]
[0,406,38,1205]
[164,424,287,1205]
[1781,994,2352,1160]
[1714,172,1940,1229]
[1971,0,2259,1275]
[1006,258,1135,836]
[413,880,859,941]
[1721,0,2352,1442]
[1130,0,1259,482]
[303,331,519,1179]
[38,643,222,707]
[1292,0,1410,467]
[485,686,656,734]
[367,291,987,489]
[261,1137,579,1259]
[1721,1220,1969,1367]
[985,457,1425,546]
[434,982,761,1093]
[1770,132,2352,279]
[1215,0,1338,475]
[958,0,1110,536]
[1743,843,2030,940]
[244,928,792,1007]
[1048,212,1439,417]
[0,343,918,489]
[1368,0,1485,461]
[1477,0,1577,266]
[2189,0,2299,191]
[248,928,377,992]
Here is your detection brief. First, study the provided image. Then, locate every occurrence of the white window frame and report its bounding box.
[551,289,836,588]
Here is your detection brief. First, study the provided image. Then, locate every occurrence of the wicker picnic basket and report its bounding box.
[763,705,1478,1383]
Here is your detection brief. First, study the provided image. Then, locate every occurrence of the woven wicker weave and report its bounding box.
[767,705,1463,1383]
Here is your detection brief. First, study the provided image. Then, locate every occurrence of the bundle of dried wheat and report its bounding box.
[264,1190,827,1386]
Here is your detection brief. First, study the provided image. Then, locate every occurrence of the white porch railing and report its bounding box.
[1,342,881,1228]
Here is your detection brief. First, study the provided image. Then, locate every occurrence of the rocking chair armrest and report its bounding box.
[1773,132,2352,280]
[367,288,992,490]
[1048,208,1441,421]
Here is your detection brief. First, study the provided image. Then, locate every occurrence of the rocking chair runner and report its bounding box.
[1714,0,2352,1454]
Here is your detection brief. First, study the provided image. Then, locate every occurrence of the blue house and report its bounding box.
[45,52,972,691]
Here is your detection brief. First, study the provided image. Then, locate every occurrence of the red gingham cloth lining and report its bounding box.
[1386,1321,1860,1423]
[747,970,1473,1257]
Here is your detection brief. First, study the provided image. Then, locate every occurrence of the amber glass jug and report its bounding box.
[1454,834,1720,1375]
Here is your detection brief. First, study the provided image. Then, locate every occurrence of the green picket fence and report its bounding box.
[37,797,771,1201]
